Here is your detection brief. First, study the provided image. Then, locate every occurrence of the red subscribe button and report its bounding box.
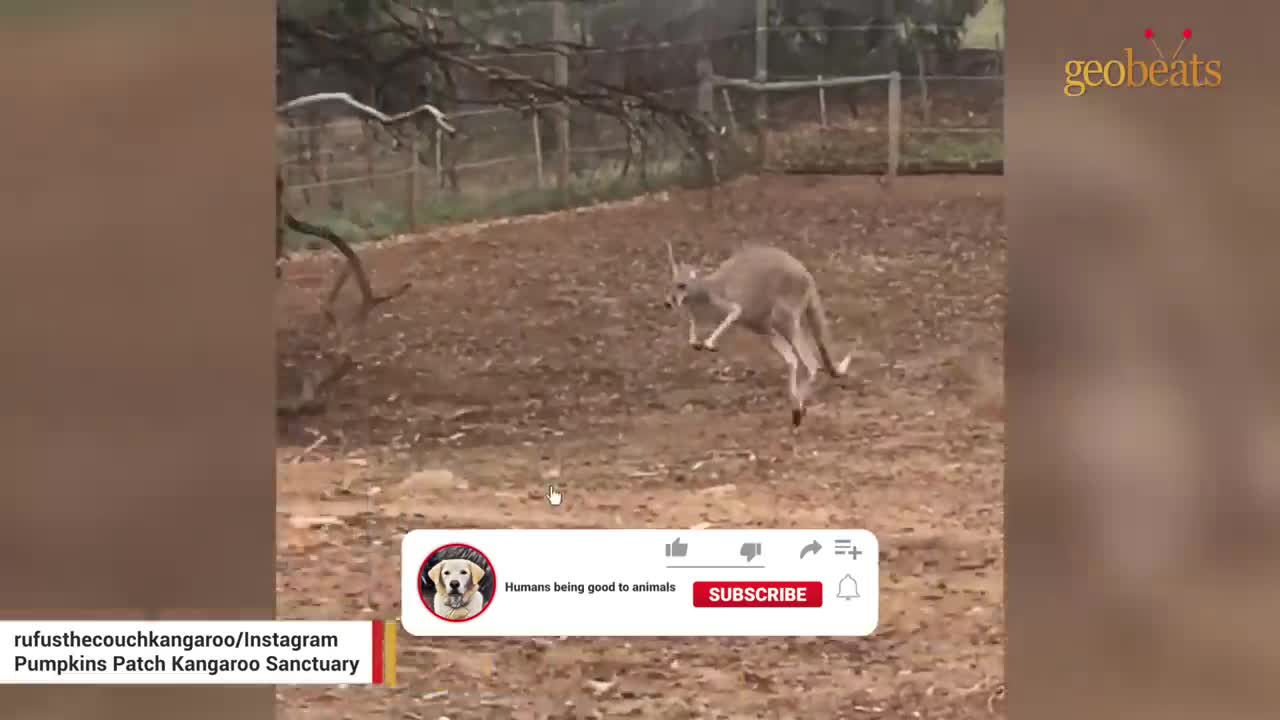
[692,581,823,608]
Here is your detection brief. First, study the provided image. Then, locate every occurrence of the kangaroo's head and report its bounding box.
[663,241,701,309]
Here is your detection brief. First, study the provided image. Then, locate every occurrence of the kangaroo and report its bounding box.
[663,241,853,426]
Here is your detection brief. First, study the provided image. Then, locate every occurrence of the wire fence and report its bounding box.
[277,87,700,248]
[276,0,1004,246]
[737,70,1003,174]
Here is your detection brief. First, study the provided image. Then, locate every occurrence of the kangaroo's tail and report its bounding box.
[803,285,853,377]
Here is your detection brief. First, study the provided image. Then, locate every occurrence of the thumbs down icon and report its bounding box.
[740,542,762,563]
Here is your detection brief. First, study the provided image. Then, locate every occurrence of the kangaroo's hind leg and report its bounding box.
[778,309,820,407]
[767,330,806,426]
[790,328,821,406]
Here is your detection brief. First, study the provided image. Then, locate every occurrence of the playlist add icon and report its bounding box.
[834,538,862,559]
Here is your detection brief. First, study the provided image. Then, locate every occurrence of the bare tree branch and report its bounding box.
[276,91,456,133]
[276,4,721,155]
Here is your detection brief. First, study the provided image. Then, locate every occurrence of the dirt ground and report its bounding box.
[274,174,1005,719]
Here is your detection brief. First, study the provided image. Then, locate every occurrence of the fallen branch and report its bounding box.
[284,213,412,327]
[275,91,435,326]
[274,90,445,409]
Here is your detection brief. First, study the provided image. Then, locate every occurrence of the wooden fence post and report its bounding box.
[753,0,769,165]
[532,110,546,189]
[912,39,932,127]
[696,58,715,119]
[887,71,901,179]
[551,0,571,202]
[405,133,420,232]
[817,75,827,126]
[694,0,715,122]
[364,122,377,191]
[434,126,444,188]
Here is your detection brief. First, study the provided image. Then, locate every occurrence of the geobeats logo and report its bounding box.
[1063,27,1223,98]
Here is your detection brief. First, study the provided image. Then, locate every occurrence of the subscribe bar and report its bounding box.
[401,529,878,637]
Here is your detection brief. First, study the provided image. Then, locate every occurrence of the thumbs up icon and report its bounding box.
[836,574,860,600]
[664,537,688,557]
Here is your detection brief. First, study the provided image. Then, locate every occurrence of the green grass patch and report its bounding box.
[285,200,405,250]
[415,164,688,227]
[286,158,699,250]
[902,132,1003,164]
[768,126,1002,172]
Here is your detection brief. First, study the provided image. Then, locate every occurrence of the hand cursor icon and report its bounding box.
[545,485,563,507]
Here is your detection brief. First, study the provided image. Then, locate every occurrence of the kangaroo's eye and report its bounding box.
[676,282,687,290]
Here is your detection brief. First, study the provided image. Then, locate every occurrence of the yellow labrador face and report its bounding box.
[428,558,485,598]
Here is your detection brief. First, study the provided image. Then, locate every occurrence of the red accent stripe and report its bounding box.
[372,620,384,684]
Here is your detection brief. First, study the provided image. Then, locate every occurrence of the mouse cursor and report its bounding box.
[545,485,563,507]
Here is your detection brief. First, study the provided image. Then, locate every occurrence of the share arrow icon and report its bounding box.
[800,540,822,558]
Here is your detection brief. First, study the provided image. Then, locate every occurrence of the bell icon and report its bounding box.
[836,574,860,600]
